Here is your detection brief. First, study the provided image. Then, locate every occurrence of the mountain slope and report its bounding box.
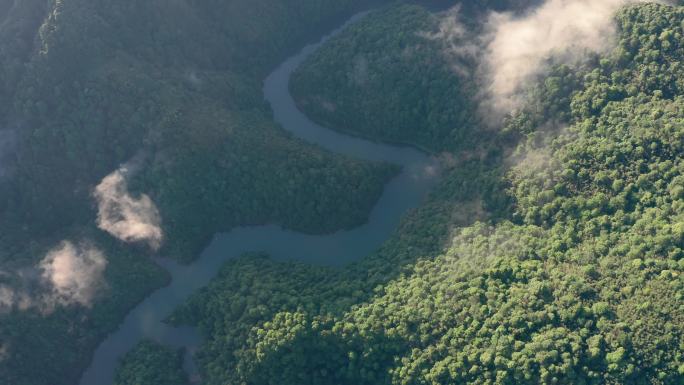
[169,3,684,384]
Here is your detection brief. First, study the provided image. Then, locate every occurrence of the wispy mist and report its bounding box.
[0,342,8,363]
[94,165,163,250]
[481,0,665,116]
[0,240,108,313]
[420,5,479,77]
[0,279,35,313]
[428,0,670,121]
[0,284,16,311]
[40,241,108,309]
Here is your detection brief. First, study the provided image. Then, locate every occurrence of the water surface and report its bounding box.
[79,12,438,385]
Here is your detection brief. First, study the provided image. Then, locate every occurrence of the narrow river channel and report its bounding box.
[79,11,439,385]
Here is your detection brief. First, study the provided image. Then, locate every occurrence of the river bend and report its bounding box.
[79,12,438,385]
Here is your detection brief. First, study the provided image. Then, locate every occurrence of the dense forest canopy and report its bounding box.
[0,0,682,384]
[168,2,684,385]
[0,1,397,384]
[113,340,188,385]
[290,4,479,152]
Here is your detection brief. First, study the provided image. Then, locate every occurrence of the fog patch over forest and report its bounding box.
[94,164,163,251]
[419,5,478,77]
[39,241,107,309]
[482,0,669,115]
[430,0,672,121]
[0,272,41,314]
[0,240,107,313]
[0,284,20,312]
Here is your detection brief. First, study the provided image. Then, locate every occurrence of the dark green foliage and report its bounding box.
[137,101,397,261]
[0,0,48,121]
[0,0,396,384]
[0,231,168,385]
[291,3,479,152]
[173,3,684,385]
[1,0,394,260]
[114,340,187,385]
[3,1,684,385]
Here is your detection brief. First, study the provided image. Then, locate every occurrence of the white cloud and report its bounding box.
[94,166,163,250]
[481,0,667,115]
[0,278,33,313]
[40,241,108,308]
[0,285,15,313]
[0,241,109,314]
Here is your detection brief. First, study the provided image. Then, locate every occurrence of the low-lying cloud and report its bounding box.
[482,0,667,116]
[420,5,479,77]
[0,241,108,313]
[0,285,16,311]
[428,1,669,121]
[0,342,8,363]
[94,165,163,250]
[40,241,108,309]
[0,279,36,314]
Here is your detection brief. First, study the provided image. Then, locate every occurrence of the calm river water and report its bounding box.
[79,11,439,385]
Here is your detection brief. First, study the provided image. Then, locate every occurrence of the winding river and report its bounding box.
[79,11,438,385]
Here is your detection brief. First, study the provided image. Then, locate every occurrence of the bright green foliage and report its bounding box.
[291,4,478,152]
[173,3,684,385]
[114,340,187,385]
